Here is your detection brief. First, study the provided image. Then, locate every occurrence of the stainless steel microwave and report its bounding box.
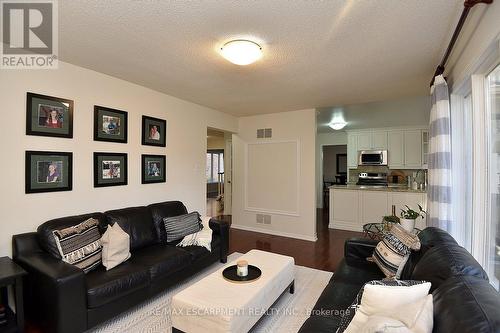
[358,150,388,166]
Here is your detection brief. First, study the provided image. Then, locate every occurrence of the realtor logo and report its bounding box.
[1,0,58,69]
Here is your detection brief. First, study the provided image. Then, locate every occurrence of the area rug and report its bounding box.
[90,252,333,333]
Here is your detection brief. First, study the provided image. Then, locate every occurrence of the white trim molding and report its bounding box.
[231,223,317,242]
[244,140,301,217]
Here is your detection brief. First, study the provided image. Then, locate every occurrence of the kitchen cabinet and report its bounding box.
[330,189,360,231]
[330,187,428,232]
[388,131,404,168]
[361,191,389,223]
[372,132,388,149]
[422,131,429,169]
[404,130,423,167]
[357,133,373,150]
[347,133,358,168]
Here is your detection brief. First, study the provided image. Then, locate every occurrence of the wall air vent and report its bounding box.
[256,128,272,138]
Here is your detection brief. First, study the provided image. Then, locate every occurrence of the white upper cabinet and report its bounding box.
[388,131,404,168]
[347,127,428,169]
[372,132,388,149]
[404,130,423,167]
[347,133,358,168]
[357,133,373,150]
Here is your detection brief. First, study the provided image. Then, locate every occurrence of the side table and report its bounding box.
[0,257,27,333]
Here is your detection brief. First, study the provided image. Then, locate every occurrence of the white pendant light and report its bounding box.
[328,120,347,130]
[220,39,262,65]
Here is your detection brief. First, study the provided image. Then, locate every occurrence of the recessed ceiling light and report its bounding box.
[328,121,347,130]
[220,39,262,66]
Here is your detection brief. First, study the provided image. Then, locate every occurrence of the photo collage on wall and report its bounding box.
[25,92,168,193]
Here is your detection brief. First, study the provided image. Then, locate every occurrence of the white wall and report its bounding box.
[315,132,347,208]
[0,61,237,257]
[232,109,317,241]
[446,1,500,85]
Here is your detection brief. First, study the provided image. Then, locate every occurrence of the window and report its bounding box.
[486,64,500,286]
[206,150,224,183]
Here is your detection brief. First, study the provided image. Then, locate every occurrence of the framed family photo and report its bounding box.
[142,115,166,147]
[25,151,73,193]
[26,93,74,138]
[94,106,128,143]
[94,152,128,187]
[141,154,166,184]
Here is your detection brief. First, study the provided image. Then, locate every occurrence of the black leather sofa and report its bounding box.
[12,201,230,333]
[299,227,500,333]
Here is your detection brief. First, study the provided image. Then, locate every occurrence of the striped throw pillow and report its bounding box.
[371,223,421,278]
[163,212,202,243]
[53,218,102,273]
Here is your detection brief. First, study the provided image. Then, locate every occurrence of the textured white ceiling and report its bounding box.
[59,0,463,116]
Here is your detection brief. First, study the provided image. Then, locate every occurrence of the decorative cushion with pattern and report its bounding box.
[163,212,203,243]
[336,280,429,333]
[53,218,102,273]
[371,223,421,278]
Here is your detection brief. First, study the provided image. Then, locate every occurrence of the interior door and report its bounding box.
[223,133,232,214]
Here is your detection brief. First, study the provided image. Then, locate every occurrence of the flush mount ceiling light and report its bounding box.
[328,120,347,130]
[220,39,262,65]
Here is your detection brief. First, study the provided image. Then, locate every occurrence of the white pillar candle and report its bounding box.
[237,260,248,277]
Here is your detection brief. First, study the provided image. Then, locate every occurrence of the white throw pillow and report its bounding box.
[101,223,131,270]
[344,282,431,333]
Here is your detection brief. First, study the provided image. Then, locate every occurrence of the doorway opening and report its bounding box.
[206,128,232,217]
[321,145,347,211]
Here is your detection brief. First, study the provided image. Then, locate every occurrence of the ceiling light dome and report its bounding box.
[328,120,347,130]
[220,39,262,65]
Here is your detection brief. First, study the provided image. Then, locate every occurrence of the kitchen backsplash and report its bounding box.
[348,166,426,185]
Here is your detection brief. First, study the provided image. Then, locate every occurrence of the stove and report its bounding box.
[356,172,388,186]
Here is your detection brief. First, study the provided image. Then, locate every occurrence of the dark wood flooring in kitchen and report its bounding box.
[229,208,362,273]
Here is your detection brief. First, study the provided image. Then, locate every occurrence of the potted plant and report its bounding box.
[400,205,426,232]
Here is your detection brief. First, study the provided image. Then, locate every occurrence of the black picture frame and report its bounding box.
[142,115,166,147]
[94,106,128,143]
[25,150,73,193]
[141,154,166,184]
[93,152,128,187]
[26,92,74,138]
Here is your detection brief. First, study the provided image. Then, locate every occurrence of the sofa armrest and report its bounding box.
[344,238,379,262]
[209,216,231,263]
[13,234,87,333]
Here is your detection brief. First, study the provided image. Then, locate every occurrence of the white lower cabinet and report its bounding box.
[330,188,427,232]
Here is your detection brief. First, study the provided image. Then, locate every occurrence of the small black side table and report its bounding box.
[0,257,27,332]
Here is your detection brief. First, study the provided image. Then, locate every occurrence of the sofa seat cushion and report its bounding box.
[298,314,340,333]
[86,261,150,308]
[432,276,500,333]
[332,259,385,285]
[313,280,365,314]
[130,244,191,281]
[411,244,488,291]
[177,234,221,261]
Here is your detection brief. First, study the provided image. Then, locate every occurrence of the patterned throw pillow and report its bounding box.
[371,223,421,278]
[53,218,102,273]
[163,212,203,243]
[336,280,428,333]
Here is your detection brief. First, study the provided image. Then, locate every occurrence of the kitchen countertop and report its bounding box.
[329,184,427,193]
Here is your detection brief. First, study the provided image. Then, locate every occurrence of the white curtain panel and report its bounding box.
[428,75,452,231]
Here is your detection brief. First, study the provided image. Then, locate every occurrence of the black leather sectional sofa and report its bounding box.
[12,201,230,333]
[298,227,500,333]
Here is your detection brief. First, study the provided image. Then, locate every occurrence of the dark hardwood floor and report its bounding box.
[229,208,362,272]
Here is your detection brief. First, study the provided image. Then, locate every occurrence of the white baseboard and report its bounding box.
[231,224,318,242]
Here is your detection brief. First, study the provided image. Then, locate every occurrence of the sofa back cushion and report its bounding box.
[147,201,188,243]
[37,212,107,258]
[432,276,500,333]
[410,243,488,291]
[104,206,155,251]
[400,227,459,279]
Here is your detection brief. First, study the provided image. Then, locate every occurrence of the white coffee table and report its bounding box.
[171,249,295,333]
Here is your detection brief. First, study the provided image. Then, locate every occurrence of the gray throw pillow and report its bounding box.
[163,212,202,243]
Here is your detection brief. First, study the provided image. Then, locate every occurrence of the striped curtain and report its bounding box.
[428,75,452,231]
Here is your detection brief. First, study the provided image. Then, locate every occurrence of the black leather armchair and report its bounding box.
[12,201,230,333]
